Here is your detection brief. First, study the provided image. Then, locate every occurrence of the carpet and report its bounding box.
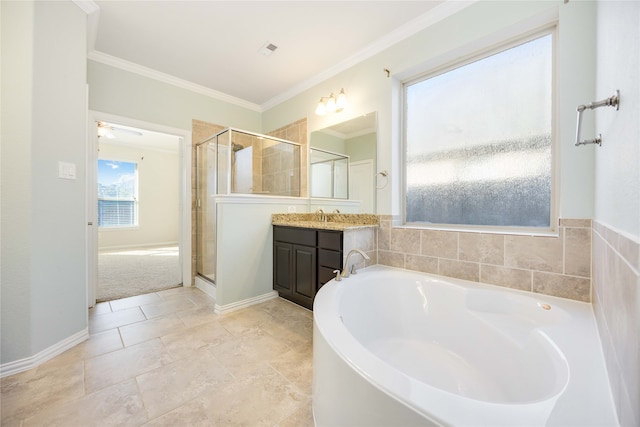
[97,246,182,302]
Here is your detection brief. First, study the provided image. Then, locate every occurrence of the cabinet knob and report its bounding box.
[333,269,342,282]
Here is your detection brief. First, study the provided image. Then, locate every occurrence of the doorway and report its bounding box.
[87,112,192,307]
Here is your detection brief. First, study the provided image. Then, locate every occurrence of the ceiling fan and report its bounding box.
[97,121,143,139]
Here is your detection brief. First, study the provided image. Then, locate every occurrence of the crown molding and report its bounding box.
[83,0,475,114]
[88,51,263,112]
[260,0,477,111]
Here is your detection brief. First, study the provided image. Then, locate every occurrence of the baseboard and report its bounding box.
[214,291,279,314]
[98,241,179,252]
[0,328,89,378]
[195,276,216,300]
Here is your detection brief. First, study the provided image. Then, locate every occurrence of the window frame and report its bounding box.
[401,25,559,236]
[97,158,140,230]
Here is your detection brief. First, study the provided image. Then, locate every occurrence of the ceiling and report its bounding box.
[87,1,451,110]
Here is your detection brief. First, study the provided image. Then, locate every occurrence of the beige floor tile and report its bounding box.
[268,341,313,396]
[218,306,276,336]
[1,286,315,427]
[89,301,112,316]
[200,364,307,426]
[277,397,315,427]
[109,292,163,312]
[136,348,233,420]
[259,297,313,320]
[89,306,146,334]
[175,303,218,328]
[263,311,313,349]
[22,379,147,427]
[52,328,123,362]
[0,361,84,424]
[140,296,197,319]
[155,286,191,299]
[208,330,291,378]
[85,338,173,394]
[161,320,233,361]
[119,313,187,347]
[141,399,213,427]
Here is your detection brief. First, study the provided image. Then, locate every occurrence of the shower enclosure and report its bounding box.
[309,148,349,199]
[196,128,301,284]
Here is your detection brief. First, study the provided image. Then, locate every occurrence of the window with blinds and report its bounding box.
[97,159,138,228]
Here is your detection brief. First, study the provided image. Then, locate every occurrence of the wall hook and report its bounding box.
[575,90,620,147]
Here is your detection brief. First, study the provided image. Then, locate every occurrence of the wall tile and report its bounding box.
[344,228,375,253]
[505,235,563,273]
[480,265,532,291]
[421,230,457,259]
[377,251,404,269]
[377,220,391,251]
[532,272,590,302]
[459,233,504,265]
[564,227,592,277]
[559,218,592,228]
[619,233,640,272]
[593,221,640,427]
[438,259,479,282]
[405,255,438,275]
[390,228,421,255]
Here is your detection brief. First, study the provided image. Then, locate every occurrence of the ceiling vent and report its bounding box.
[259,42,278,56]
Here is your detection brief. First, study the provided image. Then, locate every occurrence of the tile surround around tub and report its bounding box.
[377,216,592,302]
[592,221,639,426]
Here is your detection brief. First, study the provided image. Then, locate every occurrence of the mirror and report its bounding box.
[310,148,349,199]
[310,112,378,212]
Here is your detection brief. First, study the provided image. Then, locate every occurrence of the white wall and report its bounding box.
[98,144,180,249]
[1,1,88,364]
[263,1,597,220]
[594,2,640,239]
[592,1,640,425]
[88,61,262,134]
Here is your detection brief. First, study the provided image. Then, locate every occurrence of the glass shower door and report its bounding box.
[196,137,216,283]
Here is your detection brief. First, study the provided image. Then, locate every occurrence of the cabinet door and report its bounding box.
[273,241,293,296]
[293,244,317,302]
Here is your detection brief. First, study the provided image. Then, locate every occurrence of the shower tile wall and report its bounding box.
[592,221,639,426]
[377,216,592,302]
[267,118,308,198]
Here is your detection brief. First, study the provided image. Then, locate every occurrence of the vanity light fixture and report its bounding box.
[315,88,347,115]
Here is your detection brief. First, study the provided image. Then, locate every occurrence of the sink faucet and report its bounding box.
[315,209,326,222]
[341,249,371,278]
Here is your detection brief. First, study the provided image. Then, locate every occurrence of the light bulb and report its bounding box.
[315,99,327,115]
[325,94,337,113]
[336,89,347,112]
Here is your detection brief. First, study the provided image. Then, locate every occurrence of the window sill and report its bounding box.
[399,222,559,238]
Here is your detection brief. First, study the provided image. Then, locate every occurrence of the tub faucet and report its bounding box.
[341,249,370,278]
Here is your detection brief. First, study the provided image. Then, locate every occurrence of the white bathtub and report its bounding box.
[312,265,618,426]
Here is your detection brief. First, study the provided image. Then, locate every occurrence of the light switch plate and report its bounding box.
[58,161,76,180]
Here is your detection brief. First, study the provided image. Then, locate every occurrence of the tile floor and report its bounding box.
[1,287,315,426]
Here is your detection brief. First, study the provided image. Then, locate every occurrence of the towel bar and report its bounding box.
[575,90,620,146]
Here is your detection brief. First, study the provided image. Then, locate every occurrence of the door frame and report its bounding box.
[87,111,192,307]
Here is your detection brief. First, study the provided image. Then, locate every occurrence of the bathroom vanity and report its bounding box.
[273,226,342,309]
[272,213,379,310]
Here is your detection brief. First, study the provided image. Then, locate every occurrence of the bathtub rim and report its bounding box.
[312,264,591,426]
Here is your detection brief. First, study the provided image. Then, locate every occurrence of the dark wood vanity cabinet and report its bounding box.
[273,226,343,309]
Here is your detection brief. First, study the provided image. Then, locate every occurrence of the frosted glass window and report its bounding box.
[404,33,553,228]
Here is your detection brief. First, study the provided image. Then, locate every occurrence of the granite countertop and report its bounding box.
[272,213,380,230]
